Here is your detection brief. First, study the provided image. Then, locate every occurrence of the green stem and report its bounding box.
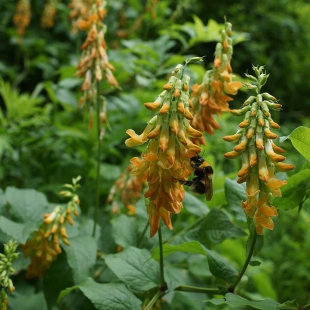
[92,81,102,237]
[229,230,257,292]
[158,225,166,287]
[175,285,219,294]
[144,291,163,310]
[137,221,149,248]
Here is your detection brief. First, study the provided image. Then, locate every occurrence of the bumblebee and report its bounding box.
[175,155,213,201]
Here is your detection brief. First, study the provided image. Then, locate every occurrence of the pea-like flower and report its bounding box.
[21,177,81,278]
[223,66,294,234]
[190,21,242,145]
[125,63,202,237]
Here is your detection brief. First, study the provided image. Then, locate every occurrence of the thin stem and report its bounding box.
[158,225,166,287]
[175,285,219,294]
[144,291,163,310]
[300,304,310,310]
[92,81,102,237]
[137,221,149,248]
[229,230,258,292]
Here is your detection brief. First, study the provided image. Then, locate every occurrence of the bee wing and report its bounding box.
[204,172,213,201]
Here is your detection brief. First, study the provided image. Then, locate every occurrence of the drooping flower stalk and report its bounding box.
[125,60,203,237]
[107,164,148,216]
[13,0,31,38]
[21,177,81,278]
[190,21,242,145]
[74,0,119,237]
[223,66,294,234]
[41,0,59,29]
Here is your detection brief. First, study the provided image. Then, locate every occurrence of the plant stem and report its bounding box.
[158,225,166,287]
[92,81,102,237]
[229,230,257,292]
[175,285,219,294]
[137,221,149,248]
[144,291,163,310]
[300,305,310,310]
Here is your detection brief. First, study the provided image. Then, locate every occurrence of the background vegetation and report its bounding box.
[0,0,309,309]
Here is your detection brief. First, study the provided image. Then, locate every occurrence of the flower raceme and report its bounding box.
[125,63,203,237]
[190,21,242,145]
[223,66,294,235]
[21,177,81,278]
[13,0,31,37]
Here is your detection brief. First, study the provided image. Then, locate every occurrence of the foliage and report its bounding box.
[0,0,309,310]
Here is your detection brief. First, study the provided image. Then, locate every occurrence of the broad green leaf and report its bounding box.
[206,293,279,309]
[62,235,97,284]
[205,250,238,282]
[9,291,48,310]
[152,241,237,282]
[225,178,247,222]
[276,299,299,309]
[183,192,209,216]
[112,214,139,248]
[0,188,7,213]
[152,241,205,260]
[0,216,37,243]
[273,170,310,209]
[43,251,74,310]
[176,208,246,248]
[78,278,142,310]
[5,187,49,223]
[105,246,161,291]
[289,126,310,161]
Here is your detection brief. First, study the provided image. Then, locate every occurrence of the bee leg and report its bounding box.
[172,177,194,186]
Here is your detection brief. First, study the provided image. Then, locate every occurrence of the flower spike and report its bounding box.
[223,66,294,235]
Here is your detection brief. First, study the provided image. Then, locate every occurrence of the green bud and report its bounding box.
[225,22,232,35]
[243,96,256,106]
[250,102,258,116]
[244,73,257,82]
[244,83,258,91]
[172,64,183,74]
[230,105,251,116]
[262,92,277,101]
[259,73,269,87]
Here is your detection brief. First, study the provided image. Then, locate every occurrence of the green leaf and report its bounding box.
[0,216,37,243]
[206,293,279,309]
[77,278,142,310]
[273,170,310,210]
[62,235,97,284]
[289,126,310,161]
[205,250,238,282]
[176,208,246,248]
[225,178,247,221]
[43,251,74,310]
[183,192,209,216]
[9,291,48,310]
[112,214,139,248]
[152,241,238,282]
[5,187,49,223]
[152,241,205,260]
[105,246,161,291]
[276,299,299,310]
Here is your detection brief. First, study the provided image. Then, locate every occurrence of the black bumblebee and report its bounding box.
[175,155,213,201]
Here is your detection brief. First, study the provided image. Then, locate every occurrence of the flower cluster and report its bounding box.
[190,21,242,145]
[0,241,19,310]
[13,0,31,37]
[21,177,81,278]
[41,0,58,29]
[125,62,203,237]
[107,164,148,216]
[68,0,93,34]
[223,66,294,234]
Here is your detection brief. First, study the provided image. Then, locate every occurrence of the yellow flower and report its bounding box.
[223,66,294,234]
[190,21,241,145]
[126,64,202,237]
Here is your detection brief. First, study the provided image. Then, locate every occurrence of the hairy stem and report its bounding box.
[92,81,102,237]
[229,230,257,292]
